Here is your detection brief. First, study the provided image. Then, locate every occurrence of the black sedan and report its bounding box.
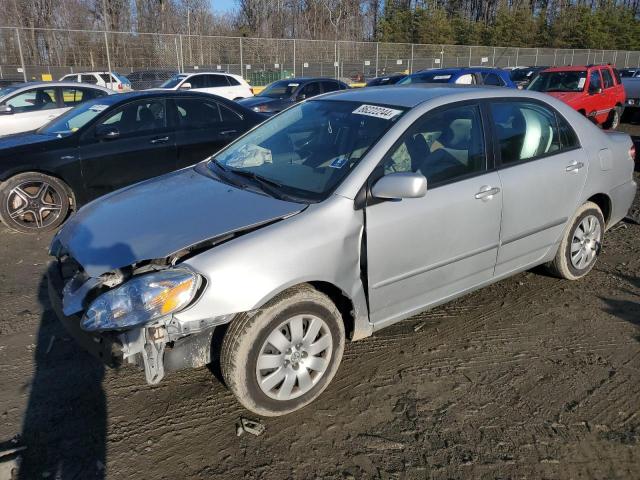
[0,91,264,233]
[237,77,349,114]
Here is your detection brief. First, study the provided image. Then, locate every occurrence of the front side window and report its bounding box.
[97,99,166,136]
[300,82,321,99]
[81,74,98,84]
[187,75,208,89]
[5,88,58,113]
[490,102,560,165]
[210,100,405,201]
[320,81,341,93]
[382,104,486,186]
[455,73,476,85]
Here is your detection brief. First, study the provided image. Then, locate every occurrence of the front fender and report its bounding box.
[175,195,373,340]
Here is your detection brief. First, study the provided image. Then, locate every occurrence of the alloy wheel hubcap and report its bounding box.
[570,214,601,270]
[256,314,332,401]
[6,181,64,229]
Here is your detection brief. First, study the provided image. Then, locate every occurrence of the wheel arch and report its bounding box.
[586,193,612,227]
[1,168,77,207]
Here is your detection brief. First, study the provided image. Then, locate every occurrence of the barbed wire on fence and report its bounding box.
[1,26,640,86]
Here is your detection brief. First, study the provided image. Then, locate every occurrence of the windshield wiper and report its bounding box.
[229,168,283,190]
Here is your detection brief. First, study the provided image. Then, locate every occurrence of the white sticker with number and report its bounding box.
[352,104,402,120]
[89,104,109,112]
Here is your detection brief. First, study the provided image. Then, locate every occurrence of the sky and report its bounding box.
[210,0,236,14]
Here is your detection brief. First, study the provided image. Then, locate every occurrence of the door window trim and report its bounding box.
[483,97,582,171]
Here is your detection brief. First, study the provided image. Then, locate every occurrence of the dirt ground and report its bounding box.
[0,121,639,480]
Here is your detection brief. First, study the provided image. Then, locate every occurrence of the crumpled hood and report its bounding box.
[546,91,583,105]
[52,165,305,277]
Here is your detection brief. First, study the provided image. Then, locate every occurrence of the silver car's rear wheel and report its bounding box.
[547,201,604,280]
[256,314,333,401]
[221,285,345,416]
[570,214,602,270]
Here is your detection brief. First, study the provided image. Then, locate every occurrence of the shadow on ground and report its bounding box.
[17,273,106,479]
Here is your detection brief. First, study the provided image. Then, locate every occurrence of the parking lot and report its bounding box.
[0,112,637,479]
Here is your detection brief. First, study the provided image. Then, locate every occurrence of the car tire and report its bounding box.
[0,172,71,234]
[546,201,604,280]
[221,284,345,416]
[603,106,622,130]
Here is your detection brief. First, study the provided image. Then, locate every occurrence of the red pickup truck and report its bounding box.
[527,64,626,129]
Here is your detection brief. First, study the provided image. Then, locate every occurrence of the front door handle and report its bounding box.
[475,186,500,201]
[220,129,237,136]
[150,136,170,144]
[565,161,584,172]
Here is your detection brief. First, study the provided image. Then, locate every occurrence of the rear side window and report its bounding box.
[188,75,208,89]
[601,68,614,89]
[612,68,622,84]
[208,75,229,87]
[557,114,580,150]
[482,73,505,87]
[225,76,240,86]
[174,98,237,129]
[61,88,105,106]
[490,101,561,165]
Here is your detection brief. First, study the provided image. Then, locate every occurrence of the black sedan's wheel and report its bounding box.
[221,284,345,416]
[0,172,71,233]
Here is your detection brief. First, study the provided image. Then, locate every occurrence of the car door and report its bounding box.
[586,69,608,123]
[171,96,246,169]
[365,102,502,325]
[0,86,64,135]
[79,98,177,199]
[489,99,587,277]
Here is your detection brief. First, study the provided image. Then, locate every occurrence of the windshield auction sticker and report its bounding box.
[352,104,402,120]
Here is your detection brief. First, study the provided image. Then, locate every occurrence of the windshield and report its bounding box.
[159,74,188,89]
[510,69,536,82]
[38,100,111,136]
[258,80,300,99]
[209,100,406,202]
[398,72,452,85]
[528,71,587,92]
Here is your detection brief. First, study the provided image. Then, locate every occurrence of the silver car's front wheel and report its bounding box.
[221,285,345,416]
[256,314,333,400]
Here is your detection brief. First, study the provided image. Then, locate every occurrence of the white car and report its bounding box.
[59,71,132,92]
[0,82,113,136]
[156,72,253,100]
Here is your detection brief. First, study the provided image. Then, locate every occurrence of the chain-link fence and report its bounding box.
[2,26,640,89]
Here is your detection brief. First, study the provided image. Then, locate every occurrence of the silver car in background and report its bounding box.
[48,86,637,416]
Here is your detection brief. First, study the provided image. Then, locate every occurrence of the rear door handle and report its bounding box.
[150,136,170,144]
[565,161,584,172]
[220,129,237,136]
[475,186,500,201]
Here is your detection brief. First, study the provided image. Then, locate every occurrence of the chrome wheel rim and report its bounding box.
[570,214,601,270]
[256,314,332,401]
[6,180,64,230]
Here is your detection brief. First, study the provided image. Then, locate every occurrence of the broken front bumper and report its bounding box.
[47,260,122,367]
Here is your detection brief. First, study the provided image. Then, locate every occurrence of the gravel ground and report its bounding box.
[0,122,639,480]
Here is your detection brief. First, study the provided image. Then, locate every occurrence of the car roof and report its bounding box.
[543,65,592,72]
[316,85,501,108]
[270,77,346,83]
[416,67,504,75]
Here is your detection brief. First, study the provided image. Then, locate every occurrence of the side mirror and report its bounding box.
[371,172,427,200]
[95,126,120,140]
[0,105,13,115]
[180,82,192,90]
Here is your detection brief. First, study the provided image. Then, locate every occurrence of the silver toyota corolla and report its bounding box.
[48,86,637,416]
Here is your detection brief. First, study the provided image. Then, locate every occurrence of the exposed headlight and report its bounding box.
[253,104,270,112]
[81,269,200,332]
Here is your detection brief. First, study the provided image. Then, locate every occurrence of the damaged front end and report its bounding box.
[47,250,230,385]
